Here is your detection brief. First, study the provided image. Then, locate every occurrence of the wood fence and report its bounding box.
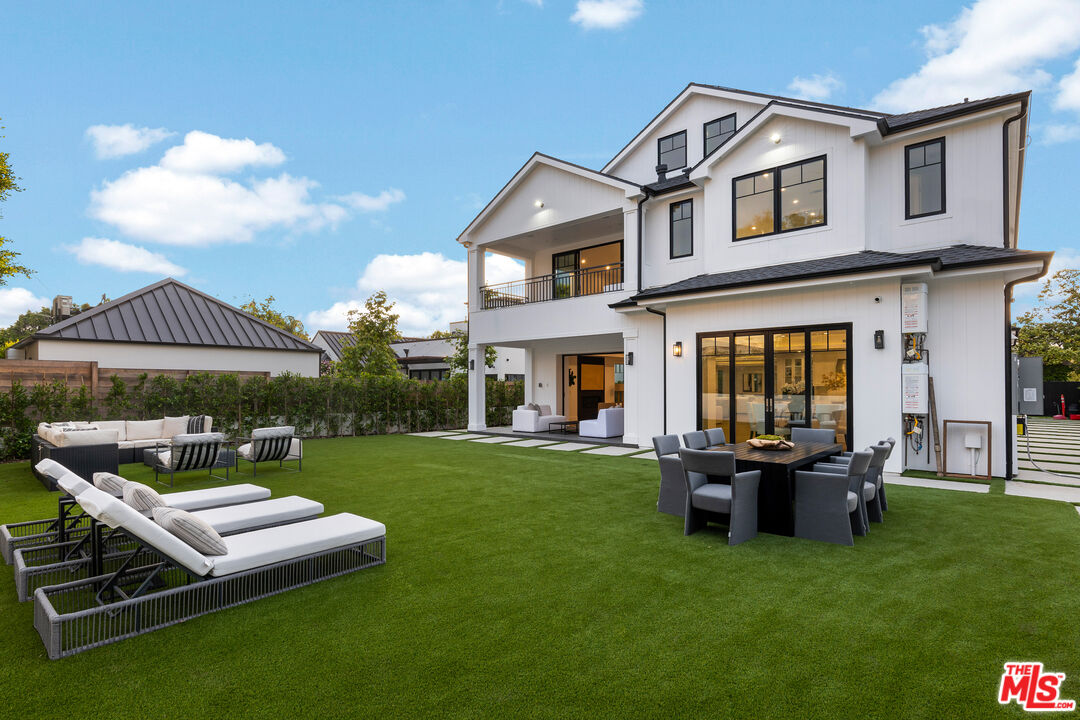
[0,360,270,401]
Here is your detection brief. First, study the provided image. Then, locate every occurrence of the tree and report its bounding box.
[337,291,401,377]
[446,325,497,375]
[0,300,96,351]
[240,295,308,339]
[0,118,33,285]
[1015,268,1080,381]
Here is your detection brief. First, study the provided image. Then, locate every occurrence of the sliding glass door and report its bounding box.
[698,324,851,450]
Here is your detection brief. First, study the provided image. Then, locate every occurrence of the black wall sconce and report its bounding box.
[469,359,475,370]
[672,341,683,357]
[626,351,634,366]
[874,330,885,350]
[568,369,576,387]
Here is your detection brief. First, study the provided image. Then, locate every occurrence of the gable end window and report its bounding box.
[905,137,945,219]
[704,114,736,156]
[733,156,826,241]
[670,199,693,258]
[657,131,687,170]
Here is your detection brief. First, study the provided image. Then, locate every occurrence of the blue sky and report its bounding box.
[1,0,1078,335]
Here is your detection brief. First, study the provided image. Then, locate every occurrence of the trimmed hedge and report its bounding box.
[0,372,523,462]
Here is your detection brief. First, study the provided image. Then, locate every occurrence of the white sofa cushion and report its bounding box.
[77,485,214,576]
[94,420,127,441]
[191,496,324,535]
[53,429,118,447]
[209,513,385,577]
[251,425,295,439]
[162,416,190,439]
[126,419,164,441]
[152,507,227,555]
[160,484,271,511]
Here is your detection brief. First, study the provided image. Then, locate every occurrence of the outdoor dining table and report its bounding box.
[709,441,843,536]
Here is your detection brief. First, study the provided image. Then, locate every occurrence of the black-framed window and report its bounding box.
[733,156,826,240]
[905,137,945,219]
[410,369,449,381]
[704,114,736,156]
[670,199,693,258]
[657,130,687,170]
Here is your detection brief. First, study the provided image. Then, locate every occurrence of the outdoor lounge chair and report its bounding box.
[150,432,229,487]
[12,465,324,602]
[653,434,687,516]
[1,460,271,564]
[793,449,872,545]
[678,448,760,545]
[791,427,836,444]
[235,426,302,476]
[704,427,727,447]
[682,431,707,450]
[579,407,624,439]
[33,482,385,659]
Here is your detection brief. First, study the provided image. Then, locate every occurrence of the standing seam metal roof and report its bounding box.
[18,278,320,352]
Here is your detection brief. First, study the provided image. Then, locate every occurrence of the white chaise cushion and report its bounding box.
[123,481,167,512]
[94,420,127,441]
[190,496,324,535]
[77,485,214,576]
[35,460,92,496]
[209,513,385,577]
[160,484,271,511]
[126,419,164,441]
[93,471,128,496]
[152,507,227,555]
[162,416,190,439]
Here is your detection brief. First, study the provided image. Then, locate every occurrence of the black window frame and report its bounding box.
[904,137,946,220]
[669,199,694,259]
[731,155,828,242]
[657,130,687,171]
[703,113,736,156]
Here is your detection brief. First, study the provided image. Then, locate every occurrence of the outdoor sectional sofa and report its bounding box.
[31,415,212,488]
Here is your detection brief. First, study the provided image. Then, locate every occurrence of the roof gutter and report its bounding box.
[644,306,667,434]
[1001,95,1028,249]
[1003,255,1049,481]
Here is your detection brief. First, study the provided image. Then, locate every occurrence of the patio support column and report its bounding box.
[523,347,534,405]
[467,343,487,431]
[622,331,639,446]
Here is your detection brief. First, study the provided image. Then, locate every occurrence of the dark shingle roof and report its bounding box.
[19,278,320,352]
[314,330,358,359]
[616,245,1050,304]
[878,93,1029,134]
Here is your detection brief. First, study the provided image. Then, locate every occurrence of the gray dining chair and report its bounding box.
[791,427,836,444]
[682,430,707,450]
[652,434,686,516]
[794,449,873,545]
[704,427,727,447]
[827,438,896,512]
[677,448,760,545]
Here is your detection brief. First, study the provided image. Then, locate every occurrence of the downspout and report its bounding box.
[645,306,667,434]
[1001,96,1034,481]
[635,193,649,293]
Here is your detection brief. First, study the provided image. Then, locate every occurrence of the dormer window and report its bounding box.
[704,114,736,155]
[905,137,945,219]
[657,131,687,171]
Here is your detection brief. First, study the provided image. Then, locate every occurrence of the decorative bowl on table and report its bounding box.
[747,435,794,451]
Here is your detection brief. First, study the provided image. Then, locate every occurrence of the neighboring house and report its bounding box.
[458,82,1052,478]
[312,324,527,381]
[10,278,321,376]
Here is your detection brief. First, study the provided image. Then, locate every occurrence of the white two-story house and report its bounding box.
[457,83,1051,477]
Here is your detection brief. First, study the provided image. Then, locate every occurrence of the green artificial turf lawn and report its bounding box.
[1,435,1078,719]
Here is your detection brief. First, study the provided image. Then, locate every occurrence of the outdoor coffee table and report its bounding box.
[710,441,842,536]
[548,421,579,434]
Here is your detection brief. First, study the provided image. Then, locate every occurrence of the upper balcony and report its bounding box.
[480,262,624,309]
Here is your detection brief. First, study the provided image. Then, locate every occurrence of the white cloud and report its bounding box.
[337,188,406,212]
[306,252,525,336]
[872,0,1080,112]
[1041,123,1080,144]
[570,0,642,30]
[0,287,50,326]
[787,73,844,102]
[86,124,174,159]
[67,237,187,276]
[159,131,286,174]
[1055,56,1080,111]
[1013,247,1080,304]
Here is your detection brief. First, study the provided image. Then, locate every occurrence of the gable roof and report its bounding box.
[456,152,642,243]
[313,330,358,359]
[614,245,1051,304]
[603,83,1028,175]
[18,278,320,352]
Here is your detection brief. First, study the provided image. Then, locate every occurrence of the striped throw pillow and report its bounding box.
[122,481,166,512]
[93,471,128,496]
[152,507,227,555]
[187,415,208,434]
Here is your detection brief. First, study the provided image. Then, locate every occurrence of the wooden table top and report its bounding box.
[709,442,843,465]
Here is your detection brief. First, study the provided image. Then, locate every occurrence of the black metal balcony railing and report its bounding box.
[479,263,624,309]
